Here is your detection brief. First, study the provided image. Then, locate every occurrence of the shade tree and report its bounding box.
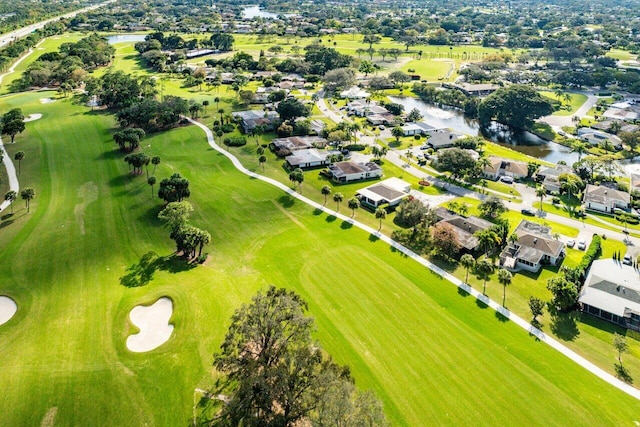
[2,108,25,143]
[158,173,191,203]
[20,187,35,213]
[4,190,17,213]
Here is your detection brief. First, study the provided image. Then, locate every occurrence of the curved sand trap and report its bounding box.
[0,296,17,325]
[24,113,42,122]
[39,98,55,104]
[126,297,174,352]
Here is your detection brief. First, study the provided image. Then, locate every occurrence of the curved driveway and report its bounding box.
[187,117,640,402]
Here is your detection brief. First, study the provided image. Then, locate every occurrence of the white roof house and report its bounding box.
[579,259,640,330]
[356,178,411,208]
[285,149,331,169]
[340,86,370,99]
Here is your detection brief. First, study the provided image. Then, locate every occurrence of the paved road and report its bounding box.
[188,116,640,403]
[0,0,115,48]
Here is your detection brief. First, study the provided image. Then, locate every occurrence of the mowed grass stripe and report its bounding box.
[0,93,639,425]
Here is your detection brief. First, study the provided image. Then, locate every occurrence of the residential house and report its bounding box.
[577,127,622,148]
[499,220,565,273]
[536,164,575,193]
[285,149,331,169]
[434,208,494,252]
[583,184,630,213]
[603,101,640,122]
[255,86,288,103]
[356,178,411,208]
[578,259,640,331]
[425,129,464,149]
[631,173,640,196]
[366,113,396,126]
[271,136,326,152]
[340,86,370,99]
[232,110,280,133]
[402,122,437,136]
[483,156,528,180]
[327,161,382,183]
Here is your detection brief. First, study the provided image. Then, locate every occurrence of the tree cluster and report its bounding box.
[116,96,189,132]
[200,286,387,426]
[158,201,210,260]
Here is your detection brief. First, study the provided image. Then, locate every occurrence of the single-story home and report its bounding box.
[499,220,565,273]
[576,127,622,147]
[483,156,528,180]
[356,177,411,208]
[271,136,326,152]
[434,208,494,252]
[582,184,630,213]
[366,113,395,125]
[340,86,370,99]
[285,149,331,169]
[536,164,575,193]
[255,86,288,103]
[402,122,437,136]
[578,259,640,331]
[631,173,640,196]
[327,161,382,183]
[425,129,465,149]
[232,110,280,133]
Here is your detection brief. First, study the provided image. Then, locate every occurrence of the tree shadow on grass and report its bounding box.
[457,285,471,298]
[615,363,633,384]
[368,233,380,243]
[549,308,580,341]
[278,194,295,208]
[312,208,323,216]
[476,297,489,309]
[340,220,353,230]
[119,251,197,287]
[0,218,14,229]
[495,309,509,323]
[325,215,337,223]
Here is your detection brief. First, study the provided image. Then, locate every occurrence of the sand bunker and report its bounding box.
[126,297,174,352]
[24,113,42,122]
[0,296,17,325]
[39,98,55,104]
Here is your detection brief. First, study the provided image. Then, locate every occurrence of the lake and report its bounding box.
[106,34,147,45]
[388,96,579,165]
[242,5,294,19]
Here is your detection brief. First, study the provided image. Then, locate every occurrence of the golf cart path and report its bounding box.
[188,117,640,402]
[0,134,19,212]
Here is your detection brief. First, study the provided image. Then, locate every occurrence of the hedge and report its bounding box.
[577,234,602,282]
[223,136,247,147]
[344,144,366,151]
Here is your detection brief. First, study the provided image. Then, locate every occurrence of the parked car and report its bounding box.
[567,239,575,248]
[420,145,430,150]
[521,208,535,216]
[499,176,514,184]
[577,239,586,250]
[623,254,632,265]
[378,125,385,130]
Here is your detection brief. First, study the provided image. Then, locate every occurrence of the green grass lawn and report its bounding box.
[482,141,554,167]
[540,91,588,116]
[2,91,640,425]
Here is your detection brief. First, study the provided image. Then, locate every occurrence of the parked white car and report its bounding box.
[577,239,586,250]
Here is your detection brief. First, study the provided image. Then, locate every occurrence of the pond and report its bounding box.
[388,96,579,165]
[242,5,294,19]
[106,34,147,45]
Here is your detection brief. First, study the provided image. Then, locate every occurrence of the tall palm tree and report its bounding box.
[4,190,17,214]
[321,185,331,206]
[570,142,588,161]
[214,97,220,109]
[460,253,475,284]
[20,187,35,213]
[475,229,500,257]
[535,186,546,212]
[14,151,24,175]
[218,108,225,123]
[152,156,161,175]
[148,176,156,198]
[375,207,386,230]
[497,268,512,306]
[333,192,344,212]
[476,258,493,295]
[259,155,267,171]
[347,197,360,218]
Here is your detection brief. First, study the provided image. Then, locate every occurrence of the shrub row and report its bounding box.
[223,137,247,147]
[344,144,366,151]
[577,234,602,281]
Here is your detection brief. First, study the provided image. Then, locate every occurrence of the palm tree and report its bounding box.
[347,197,360,218]
[202,100,209,115]
[535,186,546,212]
[570,142,588,161]
[561,177,579,202]
[375,207,386,230]
[460,253,475,284]
[14,151,24,175]
[497,268,512,306]
[458,203,469,217]
[152,156,161,175]
[214,97,220,109]
[321,185,331,206]
[20,187,35,213]
[218,108,225,123]
[333,192,344,212]
[4,190,17,214]
[259,155,267,171]
[475,229,500,257]
[476,258,493,295]
[148,176,156,198]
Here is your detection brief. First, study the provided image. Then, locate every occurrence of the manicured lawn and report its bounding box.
[540,91,588,116]
[606,49,636,61]
[482,140,554,167]
[2,93,640,426]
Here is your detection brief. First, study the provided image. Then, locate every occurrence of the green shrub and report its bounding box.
[576,234,602,282]
[345,144,366,151]
[223,136,247,147]
[221,123,235,133]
